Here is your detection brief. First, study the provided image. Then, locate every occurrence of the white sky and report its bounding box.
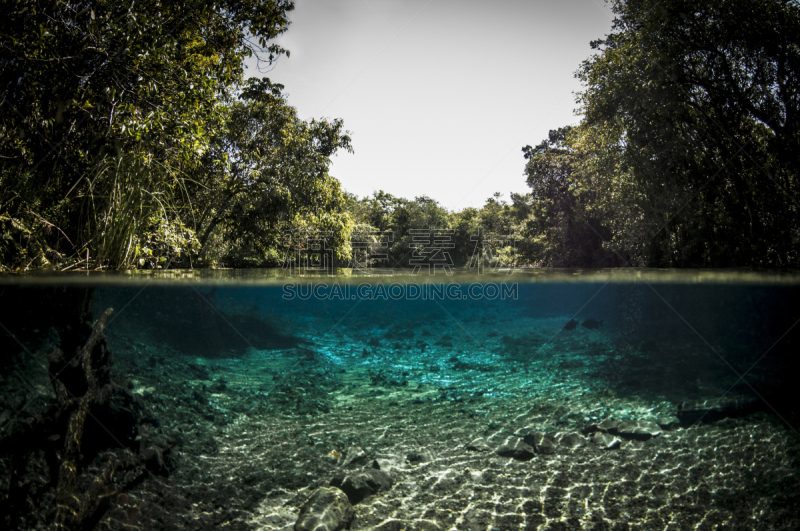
[247,0,614,211]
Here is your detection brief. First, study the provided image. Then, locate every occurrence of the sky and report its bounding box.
[246,0,615,211]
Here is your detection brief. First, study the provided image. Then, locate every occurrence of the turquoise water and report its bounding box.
[1,270,799,529]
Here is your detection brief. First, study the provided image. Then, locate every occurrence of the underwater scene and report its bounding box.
[1,271,800,530]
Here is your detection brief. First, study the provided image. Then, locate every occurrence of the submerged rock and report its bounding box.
[592,432,621,450]
[677,396,761,424]
[585,418,661,440]
[597,419,620,432]
[523,432,557,455]
[405,452,425,464]
[557,432,587,448]
[495,439,535,460]
[295,487,354,531]
[466,437,491,452]
[330,469,393,505]
[657,416,680,429]
[339,446,370,468]
[372,456,406,475]
[581,318,603,329]
[616,419,661,440]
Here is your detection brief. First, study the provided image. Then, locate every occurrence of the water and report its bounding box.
[1,270,799,530]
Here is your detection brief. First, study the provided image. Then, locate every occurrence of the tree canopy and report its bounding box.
[1,0,355,270]
[2,0,797,270]
[522,0,799,267]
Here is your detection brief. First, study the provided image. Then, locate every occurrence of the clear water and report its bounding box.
[2,270,799,530]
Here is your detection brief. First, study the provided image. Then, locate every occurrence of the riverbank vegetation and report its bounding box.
[1,0,798,271]
[1,0,352,270]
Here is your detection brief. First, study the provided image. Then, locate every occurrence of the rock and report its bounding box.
[330,469,393,505]
[616,419,661,440]
[465,438,491,452]
[523,432,557,455]
[634,419,662,439]
[657,416,680,430]
[591,418,661,439]
[582,318,603,329]
[597,419,620,432]
[557,432,586,448]
[677,396,761,424]
[592,432,621,450]
[340,447,370,468]
[582,421,606,435]
[495,439,535,461]
[372,456,405,475]
[295,487,354,531]
[405,452,425,464]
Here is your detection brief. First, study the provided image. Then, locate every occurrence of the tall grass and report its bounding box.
[80,151,193,269]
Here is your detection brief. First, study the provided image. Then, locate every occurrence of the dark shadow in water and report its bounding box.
[146,310,307,358]
[99,287,308,358]
[0,286,94,374]
[588,339,748,403]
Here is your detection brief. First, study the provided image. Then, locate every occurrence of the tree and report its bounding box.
[521,128,617,267]
[576,0,800,266]
[191,78,354,267]
[385,195,451,267]
[0,0,295,269]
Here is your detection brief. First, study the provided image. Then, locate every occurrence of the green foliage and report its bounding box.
[570,0,800,267]
[386,195,451,266]
[0,0,296,269]
[191,78,354,267]
[137,216,199,269]
[82,150,197,269]
[520,128,617,267]
[0,0,354,270]
[5,0,796,270]
[345,191,529,269]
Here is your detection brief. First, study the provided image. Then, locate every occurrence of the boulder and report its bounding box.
[523,432,557,455]
[330,469,393,505]
[557,432,587,449]
[677,396,761,424]
[495,438,535,461]
[597,419,620,432]
[295,487,354,531]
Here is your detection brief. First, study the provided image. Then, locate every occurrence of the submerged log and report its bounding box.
[677,396,762,425]
[0,306,173,530]
[51,308,115,530]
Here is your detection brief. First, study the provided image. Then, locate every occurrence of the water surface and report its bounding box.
[1,269,798,529]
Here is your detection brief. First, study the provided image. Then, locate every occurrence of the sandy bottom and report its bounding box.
[97,313,800,531]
